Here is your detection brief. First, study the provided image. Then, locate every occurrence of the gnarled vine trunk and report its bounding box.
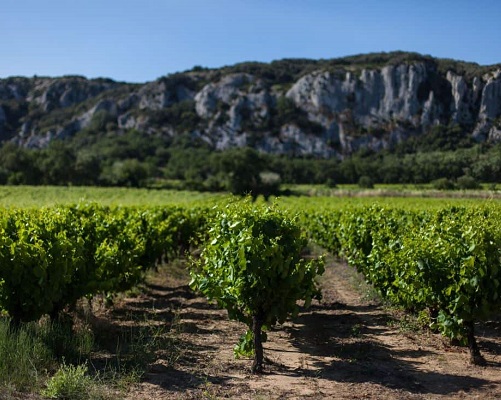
[251,309,265,373]
[466,321,486,365]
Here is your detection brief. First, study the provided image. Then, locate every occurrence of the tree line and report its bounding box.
[0,129,500,194]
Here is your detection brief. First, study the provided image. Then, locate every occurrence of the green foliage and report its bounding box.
[301,203,501,364]
[0,317,93,393]
[398,124,474,153]
[431,177,456,190]
[0,204,210,322]
[164,146,212,181]
[325,178,337,188]
[99,159,149,187]
[456,175,480,190]
[0,318,54,391]
[0,208,82,322]
[372,207,501,345]
[1,134,501,189]
[216,147,263,195]
[357,175,374,188]
[0,142,41,185]
[88,110,116,133]
[190,200,324,370]
[211,147,282,198]
[148,100,201,132]
[41,362,95,400]
[38,141,78,185]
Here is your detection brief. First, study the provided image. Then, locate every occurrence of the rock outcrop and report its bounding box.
[1,53,501,156]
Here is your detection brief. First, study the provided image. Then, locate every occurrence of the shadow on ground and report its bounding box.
[285,300,496,396]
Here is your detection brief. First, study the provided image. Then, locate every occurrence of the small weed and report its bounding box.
[348,272,382,304]
[41,362,94,399]
[111,367,143,391]
[89,310,182,392]
[398,318,420,332]
[124,285,145,298]
[118,319,170,371]
[91,360,142,394]
[38,317,94,363]
[201,381,219,400]
[350,324,363,337]
[417,309,433,328]
[40,361,113,400]
[386,309,426,334]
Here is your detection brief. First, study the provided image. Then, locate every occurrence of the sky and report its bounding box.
[1,0,500,83]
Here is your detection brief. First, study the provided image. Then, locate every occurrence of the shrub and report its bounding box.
[358,175,374,189]
[190,200,324,373]
[325,178,337,188]
[456,175,480,190]
[0,318,93,392]
[41,362,95,400]
[431,177,456,190]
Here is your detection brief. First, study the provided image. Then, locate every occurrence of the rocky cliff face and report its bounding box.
[1,53,501,157]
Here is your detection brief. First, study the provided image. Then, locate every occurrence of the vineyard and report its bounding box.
[0,188,500,398]
[299,204,501,365]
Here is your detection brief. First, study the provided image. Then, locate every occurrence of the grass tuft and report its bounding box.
[41,362,94,399]
[0,317,94,393]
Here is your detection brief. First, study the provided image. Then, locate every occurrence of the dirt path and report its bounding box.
[105,258,501,400]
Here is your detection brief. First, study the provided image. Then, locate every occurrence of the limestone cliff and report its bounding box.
[1,52,500,157]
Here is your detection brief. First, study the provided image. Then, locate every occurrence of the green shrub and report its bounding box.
[0,318,94,393]
[41,362,95,400]
[431,177,456,190]
[358,175,374,189]
[0,319,53,391]
[325,178,337,188]
[190,200,324,372]
[456,175,480,190]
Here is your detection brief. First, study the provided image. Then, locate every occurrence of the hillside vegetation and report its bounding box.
[1,52,501,189]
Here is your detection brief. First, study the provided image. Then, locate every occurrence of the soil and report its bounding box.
[86,256,501,400]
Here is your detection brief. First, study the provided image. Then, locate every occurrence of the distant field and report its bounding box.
[275,195,501,211]
[285,183,501,199]
[0,185,226,208]
[0,184,500,208]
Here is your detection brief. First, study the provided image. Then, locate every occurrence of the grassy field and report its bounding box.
[285,183,501,200]
[1,184,500,209]
[276,194,501,211]
[0,185,226,208]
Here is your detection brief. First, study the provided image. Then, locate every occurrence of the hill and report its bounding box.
[1,51,501,188]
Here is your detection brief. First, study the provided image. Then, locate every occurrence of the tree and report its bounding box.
[431,177,456,190]
[358,175,374,189]
[216,147,263,196]
[0,142,41,184]
[211,147,282,198]
[74,151,102,185]
[38,141,77,185]
[190,200,324,373]
[99,159,148,187]
[456,175,480,190]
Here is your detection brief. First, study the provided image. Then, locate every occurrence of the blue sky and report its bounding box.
[1,0,500,83]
